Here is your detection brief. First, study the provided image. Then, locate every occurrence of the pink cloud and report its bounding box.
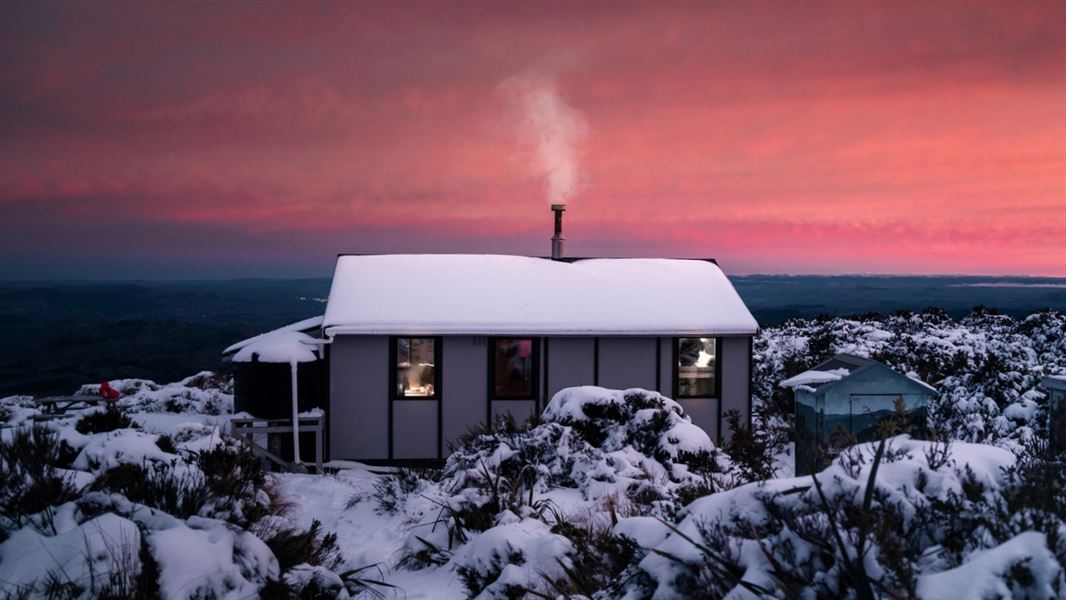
[0,1,1063,277]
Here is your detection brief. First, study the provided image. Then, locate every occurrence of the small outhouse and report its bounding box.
[1041,376,1066,452]
[781,354,936,475]
[224,318,328,463]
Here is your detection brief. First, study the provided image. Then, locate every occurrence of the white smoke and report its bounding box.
[501,69,588,205]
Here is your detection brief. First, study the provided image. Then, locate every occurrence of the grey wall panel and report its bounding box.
[719,336,752,441]
[491,400,537,424]
[545,337,595,401]
[329,336,388,460]
[658,337,673,397]
[441,336,488,455]
[677,398,719,441]
[393,400,439,459]
[329,333,753,460]
[597,337,657,391]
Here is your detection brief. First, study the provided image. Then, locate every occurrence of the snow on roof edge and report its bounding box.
[324,325,760,336]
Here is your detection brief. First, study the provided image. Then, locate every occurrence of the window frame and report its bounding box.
[389,336,442,400]
[672,336,721,399]
[488,336,541,401]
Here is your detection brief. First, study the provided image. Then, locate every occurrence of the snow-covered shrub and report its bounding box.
[373,466,439,515]
[84,439,274,529]
[0,513,143,599]
[193,441,272,527]
[543,512,645,598]
[155,433,177,454]
[444,387,731,510]
[0,373,395,599]
[72,428,179,471]
[74,405,133,434]
[261,519,340,572]
[387,387,735,598]
[635,435,1066,599]
[0,426,79,536]
[77,372,234,415]
[720,409,776,483]
[88,462,210,521]
[452,514,574,599]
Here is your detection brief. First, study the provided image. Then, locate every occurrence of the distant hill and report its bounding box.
[0,275,1063,396]
[733,274,1066,324]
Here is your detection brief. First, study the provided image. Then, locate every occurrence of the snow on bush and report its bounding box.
[149,516,278,599]
[77,371,233,415]
[443,386,731,508]
[72,428,179,470]
[0,513,142,597]
[917,531,1063,600]
[452,513,574,598]
[380,386,734,597]
[2,309,1063,599]
[0,372,384,599]
[635,435,1065,599]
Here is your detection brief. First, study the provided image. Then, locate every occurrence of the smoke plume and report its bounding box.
[502,69,588,205]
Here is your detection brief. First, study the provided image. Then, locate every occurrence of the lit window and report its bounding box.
[492,338,537,398]
[676,337,716,398]
[394,338,437,398]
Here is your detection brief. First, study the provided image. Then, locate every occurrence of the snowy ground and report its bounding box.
[273,467,468,599]
[1,309,1064,598]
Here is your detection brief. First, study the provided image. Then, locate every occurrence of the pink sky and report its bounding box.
[1,1,1063,278]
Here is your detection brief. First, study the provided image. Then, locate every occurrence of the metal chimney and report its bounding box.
[551,203,566,259]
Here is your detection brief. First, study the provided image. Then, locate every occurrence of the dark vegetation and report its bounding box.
[74,405,133,434]
[732,274,1066,324]
[0,426,78,538]
[0,279,330,396]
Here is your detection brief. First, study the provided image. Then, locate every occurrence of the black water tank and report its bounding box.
[233,358,325,418]
[233,357,328,464]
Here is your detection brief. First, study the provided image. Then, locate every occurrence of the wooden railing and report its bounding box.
[230,414,325,473]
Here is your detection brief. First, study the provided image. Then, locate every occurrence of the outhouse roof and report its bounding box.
[780,353,936,394]
[231,331,322,364]
[322,254,759,336]
[223,315,324,355]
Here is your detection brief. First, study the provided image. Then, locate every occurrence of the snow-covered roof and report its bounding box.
[232,331,321,364]
[779,368,851,390]
[322,254,759,336]
[1042,375,1066,391]
[223,315,324,355]
[780,353,936,393]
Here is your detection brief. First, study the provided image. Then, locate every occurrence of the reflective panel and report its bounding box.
[395,338,436,398]
[676,338,716,398]
[494,338,535,398]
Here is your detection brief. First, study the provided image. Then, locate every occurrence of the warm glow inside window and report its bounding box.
[676,337,716,398]
[395,338,436,398]
[493,338,535,398]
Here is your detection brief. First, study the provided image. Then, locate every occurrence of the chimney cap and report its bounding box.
[551,203,566,211]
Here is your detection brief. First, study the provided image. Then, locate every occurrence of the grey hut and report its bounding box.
[1041,376,1066,451]
[781,354,935,475]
